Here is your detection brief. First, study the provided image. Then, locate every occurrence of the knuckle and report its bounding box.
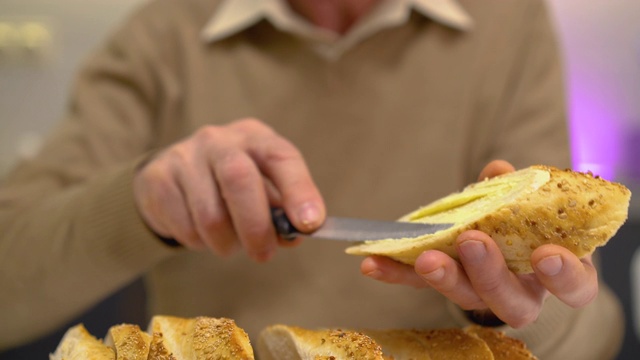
[234,117,270,132]
[195,125,225,144]
[217,154,255,187]
[264,138,301,163]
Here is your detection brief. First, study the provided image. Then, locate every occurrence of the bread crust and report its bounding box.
[104,324,151,360]
[464,325,537,360]
[346,166,631,273]
[50,324,115,360]
[257,324,385,360]
[258,324,537,359]
[147,315,254,360]
[52,316,254,360]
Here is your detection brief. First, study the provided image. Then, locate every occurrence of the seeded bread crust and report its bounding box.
[104,324,151,360]
[346,166,631,273]
[257,324,537,359]
[51,316,254,360]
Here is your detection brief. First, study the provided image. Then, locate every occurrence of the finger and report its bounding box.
[360,256,429,288]
[174,149,239,257]
[457,230,546,328]
[414,250,487,309]
[477,160,516,181]
[212,148,278,262]
[237,120,325,233]
[532,245,598,308]
[140,161,204,250]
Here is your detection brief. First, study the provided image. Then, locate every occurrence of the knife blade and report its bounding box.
[271,208,452,242]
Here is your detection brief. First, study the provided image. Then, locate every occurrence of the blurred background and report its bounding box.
[1,0,639,358]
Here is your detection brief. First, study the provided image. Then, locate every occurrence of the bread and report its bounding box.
[52,317,536,360]
[257,324,537,359]
[464,325,536,360]
[257,324,385,360]
[51,316,254,360]
[50,324,115,360]
[147,315,254,359]
[361,328,495,360]
[346,165,631,273]
[104,324,151,360]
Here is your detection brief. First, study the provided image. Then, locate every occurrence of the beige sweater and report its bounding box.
[0,0,623,358]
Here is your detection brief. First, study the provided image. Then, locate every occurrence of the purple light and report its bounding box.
[568,82,621,181]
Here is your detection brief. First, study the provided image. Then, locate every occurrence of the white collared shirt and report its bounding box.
[201,0,473,60]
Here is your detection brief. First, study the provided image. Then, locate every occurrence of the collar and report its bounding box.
[201,0,473,44]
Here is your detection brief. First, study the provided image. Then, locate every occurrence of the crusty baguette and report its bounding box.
[346,165,631,273]
[258,324,538,360]
[52,316,254,360]
[52,319,536,360]
[257,324,385,360]
[464,326,537,360]
[147,315,254,360]
[50,324,115,360]
[103,324,151,360]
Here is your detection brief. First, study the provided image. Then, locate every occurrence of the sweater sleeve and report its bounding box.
[454,2,624,359]
[0,3,180,350]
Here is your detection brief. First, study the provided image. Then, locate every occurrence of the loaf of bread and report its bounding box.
[257,324,537,359]
[346,165,631,273]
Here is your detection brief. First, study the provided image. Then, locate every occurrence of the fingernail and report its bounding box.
[421,267,445,282]
[298,202,320,230]
[537,255,563,276]
[459,240,486,259]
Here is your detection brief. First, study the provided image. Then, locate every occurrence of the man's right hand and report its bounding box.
[133,118,325,262]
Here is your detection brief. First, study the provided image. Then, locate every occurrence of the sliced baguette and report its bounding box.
[50,324,115,360]
[103,324,151,360]
[346,165,631,273]
[464,325,537,360]
[257,324,385,360]
[147,315,254,360]
[258,325,537,360]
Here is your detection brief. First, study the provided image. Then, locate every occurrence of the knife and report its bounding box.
[271,208,452,241]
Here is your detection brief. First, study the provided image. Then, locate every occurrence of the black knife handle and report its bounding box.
[270,207,299,241]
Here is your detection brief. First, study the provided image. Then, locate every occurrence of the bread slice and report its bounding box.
[103,324,151,360]
[346,165,631,273]
[147,315,254,360]
[257,324,385,360]
[50,324,115,360]
[361,328,494,359]
[358,329,433,359]
[409,328,493,360]
[464,326,537,360]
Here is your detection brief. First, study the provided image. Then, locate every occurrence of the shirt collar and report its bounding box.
[201,0,473,44]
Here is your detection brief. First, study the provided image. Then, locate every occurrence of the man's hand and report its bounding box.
[360,160,599,328]
[133,118,325,262]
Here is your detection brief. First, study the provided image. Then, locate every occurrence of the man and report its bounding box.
[0,0,623,358]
